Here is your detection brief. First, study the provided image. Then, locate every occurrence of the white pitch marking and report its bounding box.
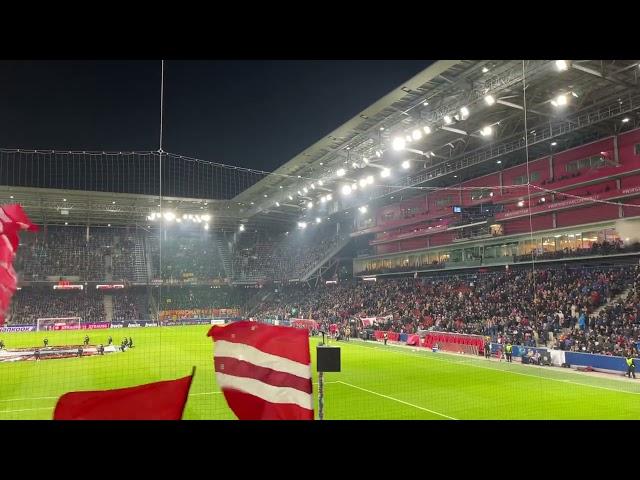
[348,341,640,397]
[336,380,457,420]
[0,407,52,414]
[0,396,58,403]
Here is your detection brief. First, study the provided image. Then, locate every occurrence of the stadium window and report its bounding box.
[435,195,455,207]
[565,155,606,173]
[635,143,640,155]
[512,171,540,185]
[471,188,491,200]
[402,207,418,218]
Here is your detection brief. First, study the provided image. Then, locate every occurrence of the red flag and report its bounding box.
[208,321,314,420]
[0,204,37,327]
[53,370,194,420]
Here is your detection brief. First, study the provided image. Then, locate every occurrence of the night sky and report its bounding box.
[0,60,432,172]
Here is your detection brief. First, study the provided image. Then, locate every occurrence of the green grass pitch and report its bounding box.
[1,326,640,419]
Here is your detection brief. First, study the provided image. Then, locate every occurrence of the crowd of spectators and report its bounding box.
[232,226,345,281]
[149,234,227,283]
[15,226,145,282]
[8,288,106,325]
[514,240,640,263]
[153,286,254,310]
[112,292,142,321]
[554,267,640,356]
[253,265,638,357]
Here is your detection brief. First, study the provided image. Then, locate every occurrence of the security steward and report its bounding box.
[626,354,636,379]
[484,339,491,359]
[505,342,513,363]
[383,332,388,346]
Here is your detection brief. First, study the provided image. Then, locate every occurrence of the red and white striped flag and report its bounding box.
[207,321,314,420]
[0,204,38,327]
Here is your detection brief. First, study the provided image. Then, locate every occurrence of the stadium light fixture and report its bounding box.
[517,200,524,207]
[298,221,307,229]
[484,95,496,106]
[402,160,411,170]
[423,126,431,135]
[204,224,209,230]
[540,197,546,203]
[326,193,333,201]
[307,201,313,208]
[363,158,369,165]
[551,142,557,146]
[107,224,111,227]
[443,115,452,125]
[239,224,245,232]
[311,183,315,189]
[318,180,324,186]
[9,195,13,199]
[320,196,327,203]
[298,191,302,196]
[460,106,469,119]
[412,129,422,141]
[65,222,68,225]
[480,126,493,136]
[551,94,567,107]
[303,187,308,193]
[496,160,502,164]
[275,202,280,207]
[380,168,391,178]
[336,168,346,177]
[392,137,406,151]
[315,217,322,224]
[555,60,569,71]
[482,67,489,73]
[288,195,293,200]
[63,198,67,202]
[376,150,382,158]
[358,206,368,213]
[622,117,630,123]
[405,135,412,143]
[359,178,368,188]
[341,185,352,195]
[366,175,374,185]
[202,214,211,221]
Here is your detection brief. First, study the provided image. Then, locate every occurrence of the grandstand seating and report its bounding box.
[9,288,106,325]
[252,264,639,357]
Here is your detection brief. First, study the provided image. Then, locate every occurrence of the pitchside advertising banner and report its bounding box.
[110,321,159,328]
[0,326,36,332]
[4,318,243,331]
[53,323,111,330]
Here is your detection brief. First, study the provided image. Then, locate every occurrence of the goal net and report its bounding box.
[36,317,83,332]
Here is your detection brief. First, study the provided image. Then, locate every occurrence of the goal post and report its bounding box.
[36,317,83,332]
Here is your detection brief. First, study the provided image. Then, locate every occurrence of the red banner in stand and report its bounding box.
[374,331,400,342]
[422,332,484,353]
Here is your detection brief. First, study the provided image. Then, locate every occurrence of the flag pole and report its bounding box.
[318,331,325,420]
[318,371,324,420]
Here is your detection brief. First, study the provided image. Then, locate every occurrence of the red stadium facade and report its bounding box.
[353,128,640,276]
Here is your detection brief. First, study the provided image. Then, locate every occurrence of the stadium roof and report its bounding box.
[235,60,640,224]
